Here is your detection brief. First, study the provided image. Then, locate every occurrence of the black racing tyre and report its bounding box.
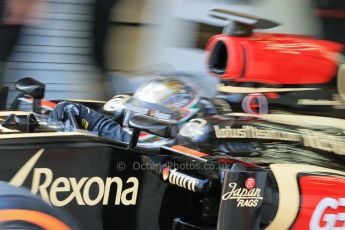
[0,182,79,230]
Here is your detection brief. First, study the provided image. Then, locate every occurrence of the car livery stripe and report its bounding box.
[217,84,320,93]
[9,149,44,187]
[228,113,345,130]
[0,111,32,116]
[171,145,209,157]
[0,132,95,139]
[265,164,345,230]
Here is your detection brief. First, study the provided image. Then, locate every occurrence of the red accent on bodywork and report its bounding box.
[41,100,57,108]
[207,33,344,84]
[171,145,209,157]
[26,98,57,108]
[292,175,345,229]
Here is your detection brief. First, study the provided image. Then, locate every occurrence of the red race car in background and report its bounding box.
[206,9,345,117]
[207,8,344,85]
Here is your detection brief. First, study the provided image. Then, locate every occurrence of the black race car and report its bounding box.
[0,78,344,230]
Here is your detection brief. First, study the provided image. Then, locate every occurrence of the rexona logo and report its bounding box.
[310,197,345,229]
[9,149,139,207]
[222,179,263,207]
[162,167,198,192]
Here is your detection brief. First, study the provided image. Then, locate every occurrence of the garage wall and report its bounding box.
[105,0,147,71]
[3,0,105,106]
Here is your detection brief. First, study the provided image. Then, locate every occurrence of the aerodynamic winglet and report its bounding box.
[209,8,281,30]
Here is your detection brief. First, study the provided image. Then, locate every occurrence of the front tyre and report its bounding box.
[0,182,79,230]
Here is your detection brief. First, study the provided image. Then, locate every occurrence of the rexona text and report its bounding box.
[31,169,139,207]
[9,149,139,207]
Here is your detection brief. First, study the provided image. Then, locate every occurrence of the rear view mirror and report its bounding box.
[129,115,178,138]
[128,115,178,150]
[15,77,45,99]
[14,77,45,113]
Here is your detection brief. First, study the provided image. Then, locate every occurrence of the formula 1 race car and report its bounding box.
[207,9,345,118]
[0,77,344,230]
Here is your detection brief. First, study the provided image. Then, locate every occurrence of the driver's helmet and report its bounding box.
[119,77,200,143]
